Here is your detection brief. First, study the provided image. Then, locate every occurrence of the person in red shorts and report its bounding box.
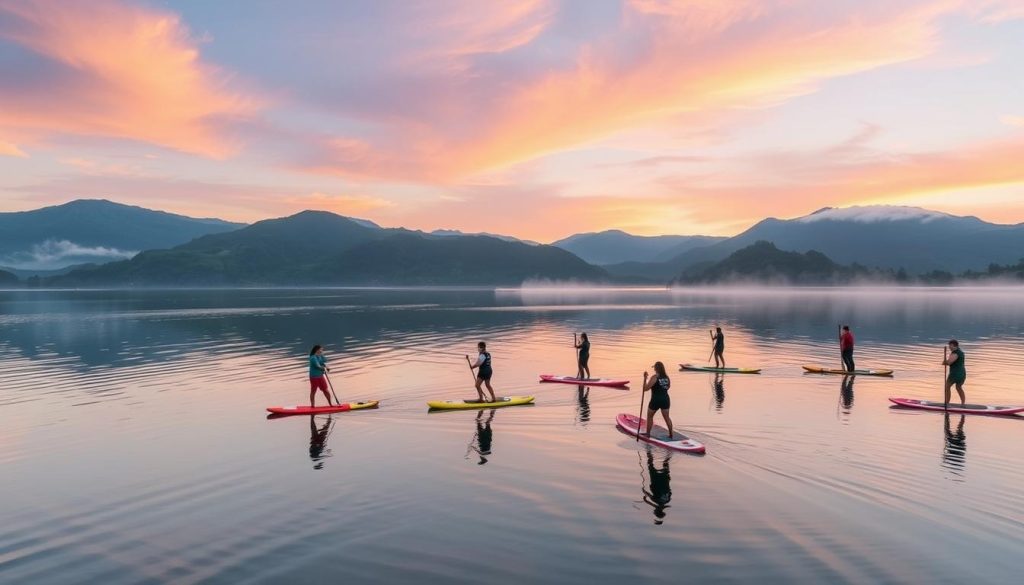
[308,344,333,407]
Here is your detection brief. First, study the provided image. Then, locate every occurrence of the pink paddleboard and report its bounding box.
[540,375,630,388]
[615,413,705,454]
[889,397,1024,416]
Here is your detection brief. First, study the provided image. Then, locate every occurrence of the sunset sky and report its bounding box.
[0,0,1022,241]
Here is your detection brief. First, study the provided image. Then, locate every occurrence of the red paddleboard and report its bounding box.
[539,375,629,388]
[889,398,1024,416]
[266,401,379,416]
[615,413,705,454]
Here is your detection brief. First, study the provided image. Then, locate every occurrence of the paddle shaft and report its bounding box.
[465,355,478,387]
[574,333,580,375]
[838,324,843,370]
[637,372,648,441]
[324,372,340,405]
[708,330,714,363]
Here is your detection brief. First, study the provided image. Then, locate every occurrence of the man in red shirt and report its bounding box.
[840,325,855,372]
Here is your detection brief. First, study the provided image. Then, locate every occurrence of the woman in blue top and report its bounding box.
[308,345,333,407]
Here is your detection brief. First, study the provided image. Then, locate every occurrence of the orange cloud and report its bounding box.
[0,139,26,157]
[299,0,960,181]
[0,0,258,157]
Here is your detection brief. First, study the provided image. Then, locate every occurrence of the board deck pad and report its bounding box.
[803,366,893,376]
[615,413,705,454]
[889,397,1024,415]
[679,364,761,374]
[427,395,535,410]
[266,401,379,415]
[539,375,630,387]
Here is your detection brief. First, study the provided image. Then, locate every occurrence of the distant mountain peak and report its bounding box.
[795,205,954,224]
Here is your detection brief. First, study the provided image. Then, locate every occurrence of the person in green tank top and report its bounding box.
[942,339,967,408]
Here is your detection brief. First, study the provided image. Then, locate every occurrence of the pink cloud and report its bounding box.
[0,0,260,157]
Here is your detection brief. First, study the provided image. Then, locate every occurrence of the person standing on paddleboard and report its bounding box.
[468,341,497,403]
[840,326,855,372]
[711,327,725,369]
[642,361,674,439]
[943,339,967,407]
[308,345,333,408]
[575,333,591,380]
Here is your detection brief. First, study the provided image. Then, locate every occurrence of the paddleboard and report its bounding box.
[679,364,760,374]
[803,365,893,376]
[615,413,705,454]
[889,397,1024,416]
[266,401,380,416]
[539,374,629,387]
[427,395,535,410]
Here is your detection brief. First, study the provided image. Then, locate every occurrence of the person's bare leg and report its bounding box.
[310,387,316,408]
[321,388,332,406]
[956,382,966,405]
[584,364,590,379]
[644,409,655,435]
[484,380,496,402]
[944,380,952,408]
[662,409,673,439]
[475,378,485,402]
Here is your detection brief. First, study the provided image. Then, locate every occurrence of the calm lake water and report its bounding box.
[1,287,1023,584]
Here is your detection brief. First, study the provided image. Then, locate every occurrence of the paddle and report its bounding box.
[943,345,948,409]
[838,324,843,371]
[574,333,580,379]
[637,371,648,441]
[707,329,714,363]
[324,372,340,406]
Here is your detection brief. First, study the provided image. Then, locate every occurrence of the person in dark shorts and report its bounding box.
[840,325,855,372]
[711,327,725,368]
[468,341,497,403]
[942,339,967,407]
[575,332,591,380]
[308,344,333,407]
[642,361,674,438]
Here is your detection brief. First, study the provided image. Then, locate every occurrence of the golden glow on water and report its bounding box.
[0,287,1022,583]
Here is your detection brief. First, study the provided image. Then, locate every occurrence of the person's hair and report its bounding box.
[478,341,486,350]
[580,333,589,342]
[842,325,850,331]
[653,361,667,377]
[309,344,322,356]
[716,327,722,333]
[949,339,959,348]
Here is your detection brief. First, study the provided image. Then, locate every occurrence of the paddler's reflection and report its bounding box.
[639,450,672,525]
[576,384,590,425]
[467,409,496,465]
[942,412,967,478]
[309,415,335,470]
[712,373,725,411]
[840,375,855,410]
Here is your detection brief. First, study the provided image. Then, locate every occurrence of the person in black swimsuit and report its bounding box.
[643,361,674,438]
[468,341,497,403]
[575,333,591,380]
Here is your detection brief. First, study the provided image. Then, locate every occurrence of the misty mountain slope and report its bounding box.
[0,199,244,270]
[553,230,725,265]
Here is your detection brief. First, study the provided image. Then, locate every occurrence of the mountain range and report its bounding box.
[551,230,724,265]
[1,199,1022,287]
[0,199,243,273]
[50,211,604,286]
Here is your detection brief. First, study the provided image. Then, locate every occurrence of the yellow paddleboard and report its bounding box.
[802,366,894,376]
[427,395,535,410]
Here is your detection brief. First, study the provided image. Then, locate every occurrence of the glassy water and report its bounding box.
[1,287,1022,584]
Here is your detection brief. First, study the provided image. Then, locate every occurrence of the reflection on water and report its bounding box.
[308,416,335,470]
[576,385,590,425]
[2,287,1024,584]
[466,409,496,465]
[637,450,673,525]
[712,373,725,411]
[942,413,967,481]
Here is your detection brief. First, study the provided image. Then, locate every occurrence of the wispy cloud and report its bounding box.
[0,0,260,156]
[0,239,137,270]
